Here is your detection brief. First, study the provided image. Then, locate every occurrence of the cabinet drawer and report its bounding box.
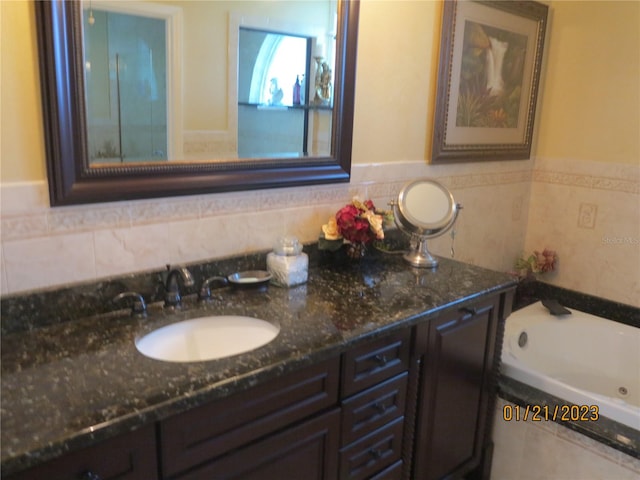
[371,460,403,480]
[341,329,411,397]
[339,417,404,480]
[6,424,157,480]
[341,372,408,446]
[175,408,340,480]
[160,356,340,477]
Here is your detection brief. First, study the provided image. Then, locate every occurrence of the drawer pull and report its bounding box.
[373,354,388,366]
[373,402,387,414]
[460,306,478,315]
[369,448,383,460]
[80,472,102,480]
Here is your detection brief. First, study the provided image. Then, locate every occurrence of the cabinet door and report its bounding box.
[5,424,158,480]
[176,408,340,480]
[413,297,501,480]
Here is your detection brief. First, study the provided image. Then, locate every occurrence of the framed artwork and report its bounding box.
[431,0,548,162]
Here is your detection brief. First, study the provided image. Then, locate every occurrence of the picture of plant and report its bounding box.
[456,20,528,129]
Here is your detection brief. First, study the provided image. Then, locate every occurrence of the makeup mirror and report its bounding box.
[392,178,461,268]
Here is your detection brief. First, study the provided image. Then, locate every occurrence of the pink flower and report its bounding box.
[535,249,557,273]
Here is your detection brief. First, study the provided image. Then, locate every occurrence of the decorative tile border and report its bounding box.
[533,170,640,194]
[3,160,635,245]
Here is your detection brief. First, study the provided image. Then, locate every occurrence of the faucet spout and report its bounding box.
[164,265,195,307]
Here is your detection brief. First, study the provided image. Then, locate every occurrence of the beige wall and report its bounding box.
[0,0,46,182]
[1,1,638,307]
[534,1,639,164]
[3,1,638,177]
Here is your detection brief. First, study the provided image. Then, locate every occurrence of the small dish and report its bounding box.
[227,270,272,288]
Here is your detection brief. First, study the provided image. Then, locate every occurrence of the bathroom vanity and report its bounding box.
[1,251,515,479]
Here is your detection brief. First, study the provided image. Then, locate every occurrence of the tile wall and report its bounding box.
[2,156,637,307]
[525,157,640,307]
[491,398,640,480]
[0,160,532,295]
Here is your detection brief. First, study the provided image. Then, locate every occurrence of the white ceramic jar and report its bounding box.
[266,236,309,287]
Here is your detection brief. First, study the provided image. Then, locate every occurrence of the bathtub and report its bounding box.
[502,301,640,430]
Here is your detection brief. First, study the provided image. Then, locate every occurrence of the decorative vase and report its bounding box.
[345,242,366,260]
[318,242,367,267]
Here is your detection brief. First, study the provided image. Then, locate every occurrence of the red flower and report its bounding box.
[335,202,381,244]
[321,198,389,249]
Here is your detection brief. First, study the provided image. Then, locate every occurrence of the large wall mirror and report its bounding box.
[35,0,359,206]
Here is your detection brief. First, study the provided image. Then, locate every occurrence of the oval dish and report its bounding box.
[227,270,272,288]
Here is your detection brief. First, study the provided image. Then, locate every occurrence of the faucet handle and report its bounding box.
[198,276,229,301]
[113,291,147,317]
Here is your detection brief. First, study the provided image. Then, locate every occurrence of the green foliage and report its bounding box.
[456,21,528,129]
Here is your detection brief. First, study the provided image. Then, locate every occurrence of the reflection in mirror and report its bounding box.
[81,0,337,165]
[83,5,171,164]
[237,27,334,159]
[35,0,359,205]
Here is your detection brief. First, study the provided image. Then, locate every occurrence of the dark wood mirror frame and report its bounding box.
[35,0,359,206]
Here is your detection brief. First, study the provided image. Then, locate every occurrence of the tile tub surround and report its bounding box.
[491,396,640,480]
[0,247,516,476]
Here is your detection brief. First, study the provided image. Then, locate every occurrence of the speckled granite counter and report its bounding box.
[1,248,516,476]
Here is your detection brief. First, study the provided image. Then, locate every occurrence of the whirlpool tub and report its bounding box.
[502,301,640,430]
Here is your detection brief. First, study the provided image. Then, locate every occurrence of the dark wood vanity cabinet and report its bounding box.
[161,329,412,480]
[411,295,509,480]
[160,358,341,479]
[5,424,158,480]
[339,329,412,480]
[5,290,512,480]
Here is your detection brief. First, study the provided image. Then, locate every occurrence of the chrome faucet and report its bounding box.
[164,265,195,307]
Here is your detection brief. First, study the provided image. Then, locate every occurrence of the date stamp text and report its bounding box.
[502,404,599,422]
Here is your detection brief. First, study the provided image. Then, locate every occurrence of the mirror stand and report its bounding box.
[405,236,439,269]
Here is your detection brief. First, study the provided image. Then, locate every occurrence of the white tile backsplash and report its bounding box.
[1,159,637,299]
[2,232,96,292]
[94,224,170,278]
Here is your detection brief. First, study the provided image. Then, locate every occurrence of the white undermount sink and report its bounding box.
[135,316,280,362]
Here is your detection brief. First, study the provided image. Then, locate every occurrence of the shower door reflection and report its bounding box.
[83,9,168,164]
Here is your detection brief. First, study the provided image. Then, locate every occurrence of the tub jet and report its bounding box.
[518,331,528,348]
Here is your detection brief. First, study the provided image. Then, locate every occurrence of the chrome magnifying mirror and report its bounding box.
[391,178,462,268]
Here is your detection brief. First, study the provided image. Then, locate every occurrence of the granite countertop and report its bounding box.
[0,251,515,476]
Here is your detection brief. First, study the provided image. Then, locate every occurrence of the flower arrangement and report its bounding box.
[514,248,558,278]
[319,197,391,257]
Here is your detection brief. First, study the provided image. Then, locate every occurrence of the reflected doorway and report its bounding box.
[83,8,168,163]
[238,27,333,159]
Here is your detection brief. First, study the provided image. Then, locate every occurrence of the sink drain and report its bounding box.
[618,386,628,396]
